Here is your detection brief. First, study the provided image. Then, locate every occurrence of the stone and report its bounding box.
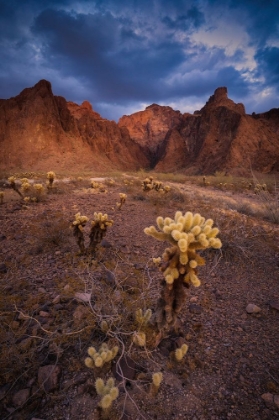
[38,365,61,392]
[246,303,261,314]
[0,263,7,273]
[12,388,30,406]
[74,292,91,303]
[189,303,203,314]
[261,393,279,410]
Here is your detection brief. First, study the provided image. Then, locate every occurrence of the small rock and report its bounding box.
[269,300,279,311]
[113,354,136,382]
[189,303,203,314]
[39,311,50,317]
[52,295,61,304]
[38,365,61,392]
[12,388,30,406]
[0,263,7,273]
[100,239,112,248]
[246,303,261,314]
[38,287,46,293]
[74,292,91,303]
[261,392,279,410]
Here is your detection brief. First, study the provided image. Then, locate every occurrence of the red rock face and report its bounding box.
[120,86,279,175]
[0,81,279,174]
[0,80,148,172]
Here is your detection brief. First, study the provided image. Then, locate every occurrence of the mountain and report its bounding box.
[119,87,279,175]
[0,80,148,172]
[1,81,279,175]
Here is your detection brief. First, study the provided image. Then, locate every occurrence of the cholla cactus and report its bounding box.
[142,177,154,191]
[91,181,100,189]
[164,185,171,193]
[47,171,55,187]
[174,343,189,362]
[150,372,163,396]
[88,212,113,254]
[8,176,23,198]
[0,191,4,204]
[144,211,222,336]
[153,181,162,191]
[116,193,127,210]
[132,331,146,347]
[21,181,31,193]
[72,212,89,253]
[95,377,119,419]
[33,183,44,201]
[85,343,119,370]
[135,308,152,327]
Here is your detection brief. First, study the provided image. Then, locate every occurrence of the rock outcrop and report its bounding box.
[0,80,148,172]
[120,86,279,175]
[0,81,279,174]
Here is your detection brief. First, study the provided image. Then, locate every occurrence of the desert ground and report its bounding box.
[0,172,279,420]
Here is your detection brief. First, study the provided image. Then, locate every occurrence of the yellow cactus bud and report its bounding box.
[189,260,197,268]
[88,346,96,357]
[95,356,103,367]
[175,348,183,361]
[152,372,163,387]
[100,394,112,409]
[85,357,94,368]
[181,343,189,356]
[184,212,193,230]
[133,331,146,347]
[110,387,119,400]
[95,378,105,395]
[178,238,187,252]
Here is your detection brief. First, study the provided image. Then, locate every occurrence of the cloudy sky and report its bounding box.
[0,0,278,121]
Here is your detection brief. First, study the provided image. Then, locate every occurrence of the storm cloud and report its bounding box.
[0,0,278,120]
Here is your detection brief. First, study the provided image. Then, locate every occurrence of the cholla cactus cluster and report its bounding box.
[142,176,170,193]
[47,171,55,187]
[95,377,119,419]
[89,212,113,254]
[116,193,127,210]
[85,343,119,369]
[72,212,89,253]
[150,372,163,396]
[174,343,189,361]
[72,212,113,254]
[144,211,222,334]
[254,183,267,194]
[135,308,152,327]
[132,331,146,347]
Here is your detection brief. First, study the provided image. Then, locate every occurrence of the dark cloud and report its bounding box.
[0,0,278,120]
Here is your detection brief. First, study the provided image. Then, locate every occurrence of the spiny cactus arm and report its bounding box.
[152,372,163,387]
[144,226,171,242]
[95,378,106,395]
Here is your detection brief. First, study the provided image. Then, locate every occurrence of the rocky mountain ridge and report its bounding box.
[1,80,279,175]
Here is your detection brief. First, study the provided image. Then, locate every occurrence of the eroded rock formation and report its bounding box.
[0,81,279,174]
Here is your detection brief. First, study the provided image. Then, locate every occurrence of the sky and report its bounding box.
[0,0,279,121]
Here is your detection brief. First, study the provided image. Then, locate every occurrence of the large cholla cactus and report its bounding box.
[144,211,222,337]
[72,212,89,253]
[88,212,113,254]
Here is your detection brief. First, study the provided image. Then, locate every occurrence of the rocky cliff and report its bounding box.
[120,87,279,175]
[1,81,279,174]
[0,80,148,172]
